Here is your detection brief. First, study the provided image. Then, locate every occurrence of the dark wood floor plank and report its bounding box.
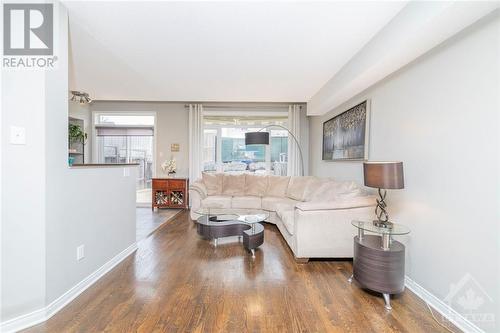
[22,211,459,333]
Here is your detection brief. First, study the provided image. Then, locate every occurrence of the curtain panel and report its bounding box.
[287,104,302,177]
[188,104,204,181]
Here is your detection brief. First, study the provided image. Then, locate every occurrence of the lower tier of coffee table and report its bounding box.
[195,217,264,257]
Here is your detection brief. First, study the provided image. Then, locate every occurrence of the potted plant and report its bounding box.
[68,123,88,145]
[68,123,87,166]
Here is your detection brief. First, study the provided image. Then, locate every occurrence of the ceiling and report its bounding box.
[64,1,407,102]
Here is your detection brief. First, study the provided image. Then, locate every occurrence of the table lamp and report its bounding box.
[363,161,404,228]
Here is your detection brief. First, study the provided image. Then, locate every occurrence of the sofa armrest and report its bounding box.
[293,204,375,258]
[189,180,207,220]
[189,180,208,199]
[295,196,376,211]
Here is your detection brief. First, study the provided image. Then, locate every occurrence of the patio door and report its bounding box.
[94,113,156,206]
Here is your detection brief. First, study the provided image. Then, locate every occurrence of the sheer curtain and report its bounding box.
[188,104,204,181]
[287,104,303,177]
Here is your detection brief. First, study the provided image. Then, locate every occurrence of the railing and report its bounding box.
[272,162,287,176]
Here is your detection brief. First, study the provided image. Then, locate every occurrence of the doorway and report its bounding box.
[93,113,156,206]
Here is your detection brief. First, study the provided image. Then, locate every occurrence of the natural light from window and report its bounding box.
[203,116,288,175]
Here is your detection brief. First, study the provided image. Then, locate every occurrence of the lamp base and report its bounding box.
[373,220,393,229]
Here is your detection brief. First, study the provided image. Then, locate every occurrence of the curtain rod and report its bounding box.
[183,104,302,109]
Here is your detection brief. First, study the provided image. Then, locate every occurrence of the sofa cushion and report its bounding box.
[201,195,232,209]
[261,197,298,212]
[286,176,321,201]
[310,180,363,202]
[231,196,262,209]
[245,174,268,197]
[266,176,290,197]
[222,174,246,196]
[202,172,223,196]
[276,206,295,235]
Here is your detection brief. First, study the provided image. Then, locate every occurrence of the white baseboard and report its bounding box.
[0,307,47,333]
[0,243,138,333]
[405,276,484,333]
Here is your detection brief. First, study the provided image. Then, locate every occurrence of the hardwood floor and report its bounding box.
[23,211,457,333]
[136,207,182,241]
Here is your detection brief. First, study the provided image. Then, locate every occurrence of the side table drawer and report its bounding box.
[152,179,169,190]
[169,179,186,189]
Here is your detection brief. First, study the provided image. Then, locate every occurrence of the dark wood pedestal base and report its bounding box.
[351,234,405,310]
[195,216,264,257]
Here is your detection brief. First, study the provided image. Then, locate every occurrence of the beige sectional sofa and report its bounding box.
[189,173,376,260]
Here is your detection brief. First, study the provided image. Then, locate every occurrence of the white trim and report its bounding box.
[405,276,484,333]
[45,243,138,319]
[0,308,46,333]
[0,243,138,333]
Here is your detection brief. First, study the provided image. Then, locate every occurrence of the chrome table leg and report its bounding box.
[383,293,392,310]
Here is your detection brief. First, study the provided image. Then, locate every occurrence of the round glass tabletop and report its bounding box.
[351,220,410,235]
[194,208,269,224]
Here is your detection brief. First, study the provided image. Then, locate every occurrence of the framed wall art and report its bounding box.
[322,100,370,161]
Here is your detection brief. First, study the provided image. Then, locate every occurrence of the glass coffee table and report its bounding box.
[193,208,269,258]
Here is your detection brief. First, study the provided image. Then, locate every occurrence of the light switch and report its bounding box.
[123,168,130,177]
[10,126,26,145]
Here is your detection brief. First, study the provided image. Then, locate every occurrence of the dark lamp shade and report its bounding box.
[245,132,269,145]
[363,162,404,189]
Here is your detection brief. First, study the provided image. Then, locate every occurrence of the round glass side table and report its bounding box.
[348,220,410,310]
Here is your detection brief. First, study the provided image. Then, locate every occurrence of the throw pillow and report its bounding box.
[286,176,318,201]
[245,174,268,197]
[222,174,246,196]
[202,172,223,196]
[266,176,291,197]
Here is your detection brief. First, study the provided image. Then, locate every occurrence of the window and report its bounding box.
[94,114,155,205]
[203,115,288,174]
[96,135,154,189]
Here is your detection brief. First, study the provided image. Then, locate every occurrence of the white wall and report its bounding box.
[45,2,137,306]
[1,3,137,326]
[309,13,499,332]
[1,65,47,323]
[89,101,189,177]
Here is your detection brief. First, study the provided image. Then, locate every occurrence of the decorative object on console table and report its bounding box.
[363,161,404,228]
[161,157,177,177]
[322,100,370,161]
[349,221,410,310]
[152,178,189,210]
